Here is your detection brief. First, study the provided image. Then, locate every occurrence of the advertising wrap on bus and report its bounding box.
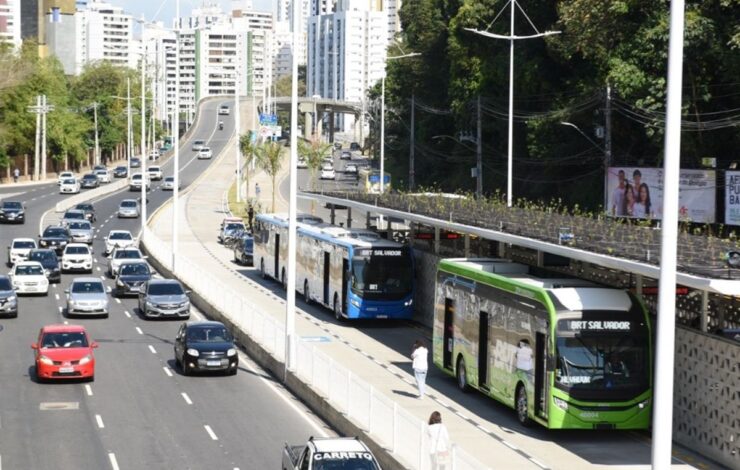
[605,167,715,222]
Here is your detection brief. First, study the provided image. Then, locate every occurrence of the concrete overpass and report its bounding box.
[267,96,365,142]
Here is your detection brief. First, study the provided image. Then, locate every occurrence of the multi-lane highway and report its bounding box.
[0,99,330,469]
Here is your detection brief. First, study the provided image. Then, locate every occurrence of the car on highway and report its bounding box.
[9,261,49,295]
[138,278,190,319]
[38,226,70,254]
[92,165,107,172]
[0,275,18,317]
[7,238,37,266]
[61,243,93,273]
[191,139,206,151]
[107,247,145,276]
[57,171,75,185]
[65,277,110,317]
[61,209,87,227]
[349,142,361,151]
[147,166,163,181]
[218,217,246,244]
[67,221,94,245]
[161,176,180,191]
[80,173,100,189]
[197,147,213,159]
[297,157,308,169]
[218,104,230,115]
[344,163,358,176]
[233,234,254,266]
[174,321,238,375]
[131,157,141,168]
[340,151,352,160]
[334,142,342,150]
[94,168,111,183]
[32,324,97,382]
[28,249,61,283]
[104,230,136,256]
[113,166,128,178]
[148,149,160,160]
[129,173,151,191]
[117,199,140,218]
[283,437,380,470]
[59,178,81,194]
[0,200,25,224]
[114,261,152,297]
[320,164,336,180]
[74,203,97,223]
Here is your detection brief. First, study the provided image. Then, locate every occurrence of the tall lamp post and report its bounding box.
[140,18,148,236]
[379,52,420,194]
[235,39,242,203]
[560,121,608,207]
[172,0,181,270]
[465,0,559,206]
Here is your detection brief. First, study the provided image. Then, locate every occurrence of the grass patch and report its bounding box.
[227,180,248,220]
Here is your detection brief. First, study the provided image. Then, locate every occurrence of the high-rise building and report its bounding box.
[277,0,309,66]
[231,8,273,98]
[0,0,21,48]
[75,1,135,73]
[385,0,402,39]
[143,23,178,126]
[272,20,292,79]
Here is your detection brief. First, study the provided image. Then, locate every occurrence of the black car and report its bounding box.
[80,173,100,189]
[114,261,152,296]
[174,321,238,376]
[349,142,361,151]
[38,226,71,254]
[28,249,61,283]
[333,142,342,150]
[131,157,141,168]
[113,166,128,178]
[0,201,25,224]
[74,203,97,223]
[233,234,254,266]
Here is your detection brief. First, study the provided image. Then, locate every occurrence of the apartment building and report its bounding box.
[143,23,179,125]
[0,0,21,48]
[75,1,135,72]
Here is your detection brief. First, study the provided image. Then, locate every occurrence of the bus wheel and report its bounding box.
[303,280,310,304]
[260,259,266,279]
[281,269,287,290]
[456,357,469,392]
[516,384,533,427]
[333,296,342,321]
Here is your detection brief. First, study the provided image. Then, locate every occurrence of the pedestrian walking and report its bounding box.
[13,167,20,183]
[412,339,428,399]
[428,411,450,469]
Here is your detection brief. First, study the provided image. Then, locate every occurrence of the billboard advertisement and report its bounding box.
[605,167,716,223]
[725,171,740,225]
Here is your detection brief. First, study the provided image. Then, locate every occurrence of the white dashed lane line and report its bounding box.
[85,384,93,396]
[95,414,105,429]
[163,367,173,377]
[135,326,143,334]
[181,393,192,405]
[54,293,60,301]
[115,298,121,304]
[148,345,157,354]
[204,425,218,441]
[108,453,119,470]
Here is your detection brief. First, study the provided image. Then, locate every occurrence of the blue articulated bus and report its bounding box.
[253,213,415,320]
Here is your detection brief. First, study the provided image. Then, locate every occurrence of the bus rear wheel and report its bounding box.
[456,357,469,392]
[260,259,266,279]
[281,269,286,290]
[303,280,310,304]
[333,296,342,321]
[516,384,533,427]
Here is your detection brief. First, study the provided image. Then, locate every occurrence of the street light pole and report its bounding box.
[172,0,180,271]
[92,102,100,166]
[127,77,132,177]
[141,35,148,235]
[235,43,242,203]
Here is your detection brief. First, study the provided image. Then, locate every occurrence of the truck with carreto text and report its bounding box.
[283,437,381,470]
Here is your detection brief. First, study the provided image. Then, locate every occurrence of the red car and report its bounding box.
[32,325,98,382]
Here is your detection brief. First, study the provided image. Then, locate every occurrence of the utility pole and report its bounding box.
[30,95,42,181]
[476,95,482,198]
[172,0,180,271]
[92,102,100,166]
[603,84,612,209]
[141,42,148,233]
[127,77,132,177]
[235,44,242,203]
[41,95,52,179]
[409,93,415,191]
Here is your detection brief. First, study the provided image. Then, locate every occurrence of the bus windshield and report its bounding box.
[555,311,649,398]
[351,248,413,299]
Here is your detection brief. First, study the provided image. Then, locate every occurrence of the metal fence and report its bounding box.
[142,227,490,470]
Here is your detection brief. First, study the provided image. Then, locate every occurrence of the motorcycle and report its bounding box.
[218,121,224,131]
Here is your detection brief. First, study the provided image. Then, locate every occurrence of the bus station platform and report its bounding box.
[147,142,720,469]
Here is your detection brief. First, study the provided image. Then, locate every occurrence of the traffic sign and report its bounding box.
[259,113,278,126]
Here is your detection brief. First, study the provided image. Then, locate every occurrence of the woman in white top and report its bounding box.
[411,340,429,399]
[428,411,450,469]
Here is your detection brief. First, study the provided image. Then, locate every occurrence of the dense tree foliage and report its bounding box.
[382,0,740,208]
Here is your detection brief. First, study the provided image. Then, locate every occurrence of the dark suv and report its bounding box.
[28,249,61,283]
[114,261,152,297]
[174,321,238,375]
[74,203,97,223]
[38,226,71,254]
[233,234,253,266]
[0,201,25,224]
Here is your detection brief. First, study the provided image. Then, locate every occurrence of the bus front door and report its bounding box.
[478,311,489,389]
[443,299,454,370]
[323,252,330,305]
[274,233,280,279]
[534,332,546,418]
[341,258,348,314]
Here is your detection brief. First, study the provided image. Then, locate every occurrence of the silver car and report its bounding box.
[117,199,140,218]
[65,277,111,318]
[61,209,87,227]
[67,221,94,244]
[0,275,18,317]
[138,279,190,319]
[107,247,146,277]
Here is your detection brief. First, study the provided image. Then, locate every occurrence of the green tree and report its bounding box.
[256,141,284,212]
[298,139,332,190]
[239,132,258,199]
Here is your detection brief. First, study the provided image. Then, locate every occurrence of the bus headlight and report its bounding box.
[637,398,651,409]
[553,397,569,410]
[350,298,360,308]
[404,299,413,306]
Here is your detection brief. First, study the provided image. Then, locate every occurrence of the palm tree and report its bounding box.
[255,141,284,212]
[239,133,258,199]
[298,138,333,190]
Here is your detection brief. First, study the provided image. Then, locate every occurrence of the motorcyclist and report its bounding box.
[218,121,224,130]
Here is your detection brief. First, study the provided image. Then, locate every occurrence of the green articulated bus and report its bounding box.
[433,258,652,429]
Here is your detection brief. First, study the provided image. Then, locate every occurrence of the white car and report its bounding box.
[149,149,160,160]
[129,173,151,191]
[218,105,230,115]
[197,147,212,159]
[104,230,136,255]
[94,169,111,183]
[61,243,93,273]
[191,139,205,151]
[7,238,38,267]
[59,178,81,194]
[107,247,146,277]
[297,157,308,169]
[9,261,49,295]
[147,166,163,181]
[320,164,336,180]
[344,163,358,175]
[161,176,180,191]
[57,171,75,185]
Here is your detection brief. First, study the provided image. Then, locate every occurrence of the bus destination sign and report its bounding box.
[357,249,403,257]
[559,320,633,333]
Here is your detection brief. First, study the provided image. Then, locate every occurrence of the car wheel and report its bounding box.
[228,367,237,376]
[456,356,470,392]
[182,361,191,376]
[516,384,532,427]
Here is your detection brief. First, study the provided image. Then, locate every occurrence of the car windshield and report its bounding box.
[69,222,91,230]
[62,179,76,184]
[64,213,84,220]
[121,201,137,208]
[29,251,57,263]
[71,281,104,293]
[2,202,22,209]
[95,170,106,175]
[187,326,231,343]
[66,246,89,255]
[351,248,414,299]
[242,238,253,250]
[149,167,160,172]
[148,283,184,296]
[75,204,92,211]
[41,332,89,349]
[83,175,96,180]
[132,174,142,180]
[115,250,141,259]
[165,177,174,182]
[116,167,126,171]
[120,263,149,275]
[13,241,36,248]
[225,223,243,231]
[0,278,12,290]
[16,265,43,275]
[311,453,379,470]
[44,228,67,237]
[110,232,133,240]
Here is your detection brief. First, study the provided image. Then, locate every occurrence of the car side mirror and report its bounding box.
[31,343,38,350]
[143,255,149,259]
[91,342,99,349]
[186,290,192,295]
[106,286,112,294]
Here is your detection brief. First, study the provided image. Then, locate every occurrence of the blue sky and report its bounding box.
[108,0,273,25]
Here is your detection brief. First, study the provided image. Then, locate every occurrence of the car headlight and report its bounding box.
[146,301,156,308]
[227,348,237,357]
[350,298,361,308]
[186,348,200,357]
[553,397,569,411]
[44,269,51,276]
[179,301,190,308]
[38,355,54,366]
[7,295,17,303]
[78,354,93,365]
[40,240,48,246]
[116,279,124,286]
[637,398,651,410]
[404,298,414,307]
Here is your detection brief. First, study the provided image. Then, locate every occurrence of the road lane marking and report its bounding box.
[39,402,79,410]
[135,326,143,334]
[99,275,105,280]
[503,441,518,450]
[148,345,157,354]
[204,425,218,440]
[181,392,192,405]
[96,266,101,272]
[530,457,547,469]
[55,293,60,300]
[108,453,119,470]
[115,298,121,304]
[95,414,105,428]
[58,306,63,313]
[124,310,131,318]
[163,367,173,377]
[85,384,93,396]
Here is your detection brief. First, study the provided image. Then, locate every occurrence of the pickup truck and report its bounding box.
[283,437,381,470]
